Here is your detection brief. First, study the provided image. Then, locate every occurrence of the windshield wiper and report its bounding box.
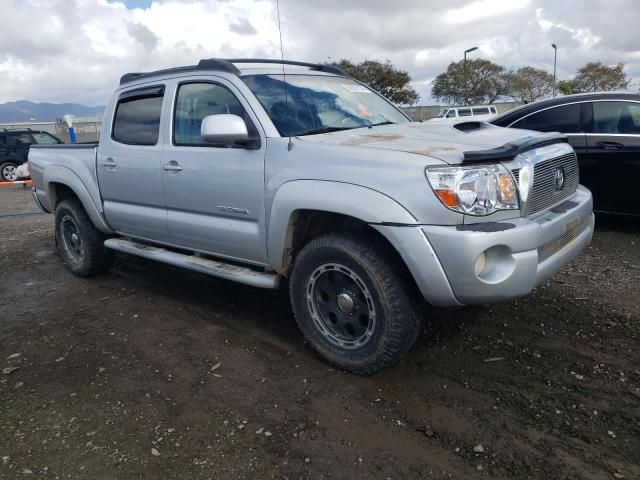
[297,126,356,136]
[297,121,397,136]
[367,121,396,128]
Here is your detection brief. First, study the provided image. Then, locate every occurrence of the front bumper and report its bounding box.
[374,185,593,306]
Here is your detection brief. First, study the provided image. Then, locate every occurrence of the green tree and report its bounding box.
[431,58,508,105]
[557,80,576,95]
[505,66,555,103]
[570,61,630,93]
[330,59,420,105]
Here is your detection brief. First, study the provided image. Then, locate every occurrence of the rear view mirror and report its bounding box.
[201,114,249,146]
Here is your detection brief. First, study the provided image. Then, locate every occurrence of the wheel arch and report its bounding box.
[44,167,113,234]
[267,180,418,275]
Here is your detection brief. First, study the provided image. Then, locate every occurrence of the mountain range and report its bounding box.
[0,100,105,123]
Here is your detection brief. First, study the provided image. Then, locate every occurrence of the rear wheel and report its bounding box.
[290,232,422,375]
[55,198,112,277]
[0,162,18,181]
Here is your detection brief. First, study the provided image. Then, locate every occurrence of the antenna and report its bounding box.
[275,0,293,151]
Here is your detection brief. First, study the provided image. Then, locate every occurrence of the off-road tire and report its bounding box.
[54,198,112,277]
[290,232,423,375]
[0,161,18,182]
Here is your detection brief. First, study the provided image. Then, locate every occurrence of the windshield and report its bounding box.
[434,109,448,118]
[241,74,409,136]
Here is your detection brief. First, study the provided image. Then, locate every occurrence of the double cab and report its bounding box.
[29,58,594,374]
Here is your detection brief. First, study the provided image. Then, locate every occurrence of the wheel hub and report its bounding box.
[336,292,355,313]
[2,165,17,181]
[60,215,83,263]
[306,263,376,349]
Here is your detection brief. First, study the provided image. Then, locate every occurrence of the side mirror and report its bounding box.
[201,114,249,146]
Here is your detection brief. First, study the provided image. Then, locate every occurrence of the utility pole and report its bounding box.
[464,46,478,105]
[552,43,558,97]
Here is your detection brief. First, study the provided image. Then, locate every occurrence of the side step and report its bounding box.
[104,238,279,289]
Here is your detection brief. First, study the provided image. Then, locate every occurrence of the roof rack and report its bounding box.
[226,58,347,76]
[119,58,346,85]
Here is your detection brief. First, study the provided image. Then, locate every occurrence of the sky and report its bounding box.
[0,0,638,106]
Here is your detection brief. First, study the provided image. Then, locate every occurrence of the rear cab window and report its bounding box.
[112,86,164,145]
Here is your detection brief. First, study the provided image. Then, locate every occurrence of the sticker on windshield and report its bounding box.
[342,84,372,93]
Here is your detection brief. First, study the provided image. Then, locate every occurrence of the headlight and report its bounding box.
[425,164,519,215]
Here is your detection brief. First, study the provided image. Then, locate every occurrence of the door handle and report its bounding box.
[100,157,117,168]
[596,141,624,150]
[162,162,183,172]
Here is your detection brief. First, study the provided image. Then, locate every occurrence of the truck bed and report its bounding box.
[29,143,102,219]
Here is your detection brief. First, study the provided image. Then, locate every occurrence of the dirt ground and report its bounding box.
[1,185,639,480]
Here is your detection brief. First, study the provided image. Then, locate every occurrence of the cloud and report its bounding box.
[0,0,637,106]
[229,17,257,35]
[125,20,159,50]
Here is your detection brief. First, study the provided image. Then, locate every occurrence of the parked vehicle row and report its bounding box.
[29,58,594,373]
[0,128,63,181]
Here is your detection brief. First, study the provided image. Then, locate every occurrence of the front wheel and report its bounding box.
[55,198,112,277]
[0,162,18,181]
[290,232,423,375]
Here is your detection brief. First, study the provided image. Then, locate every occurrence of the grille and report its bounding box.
[510,152,579,216]
[528,153,579,215]
[537,216,588,263]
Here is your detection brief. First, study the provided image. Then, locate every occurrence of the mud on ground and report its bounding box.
[1,186,639,479]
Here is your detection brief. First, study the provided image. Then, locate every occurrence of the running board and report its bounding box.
[104,238,279,289]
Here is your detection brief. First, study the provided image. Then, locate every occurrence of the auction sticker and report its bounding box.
[342,84,371,93]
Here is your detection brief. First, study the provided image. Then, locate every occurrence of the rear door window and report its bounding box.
[7,133,34,146]
[112,87,164,145]
[592,101,640,134]
[472,107,490,115]
[512,103,581,133]
[32,133,60,144]
[458,108,472,117]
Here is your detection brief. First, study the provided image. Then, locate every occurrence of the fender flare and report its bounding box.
[267,180,417,270]
[43,166,113,234]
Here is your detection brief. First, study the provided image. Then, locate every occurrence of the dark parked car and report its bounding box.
[491,92,640,216]
[0,129,64,181]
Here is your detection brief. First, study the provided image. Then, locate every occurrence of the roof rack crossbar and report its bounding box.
[226,58,347,76]
[119,57,346,85]
[119,60,241,86]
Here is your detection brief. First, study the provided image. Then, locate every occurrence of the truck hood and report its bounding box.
[299,122,566,164]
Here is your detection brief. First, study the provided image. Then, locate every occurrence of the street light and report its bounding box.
[464,46,478,105]
[552,43,558,97]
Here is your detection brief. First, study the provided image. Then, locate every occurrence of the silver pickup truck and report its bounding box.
[29,58,594,374]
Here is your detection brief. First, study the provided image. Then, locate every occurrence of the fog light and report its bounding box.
[474,251,486,277]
